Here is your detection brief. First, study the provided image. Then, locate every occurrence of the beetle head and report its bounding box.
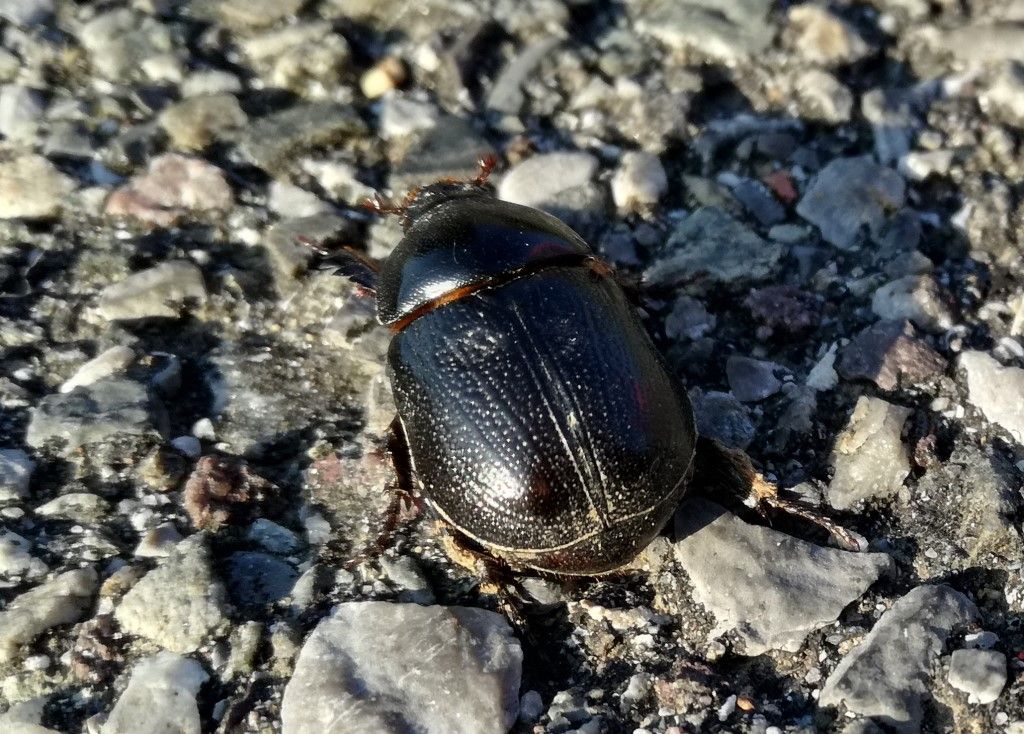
[364,154,499,230]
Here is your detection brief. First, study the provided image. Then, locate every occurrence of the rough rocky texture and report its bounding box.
[281,602,522,734]
[97,262,207,321]
[105,154,233,227]
[3,2,1024,732]
[26,379,167,452]
[820,585,978,731]
[839,320,946,390]
[0,154,74,219]
[101,652,208,734]
[674,500,892,655]
[0,568,98,662]
[827,397,912,510]
[644,207,784,290]
[796,157,905,250]
[947,649,1007,705]
[959,350,1024,444]
[114,535,228,653]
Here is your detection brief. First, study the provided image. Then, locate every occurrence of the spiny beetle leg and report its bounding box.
[343,418,422,571]
[295,235,381,293]
[436,522,529,633]
[691,436,864,552]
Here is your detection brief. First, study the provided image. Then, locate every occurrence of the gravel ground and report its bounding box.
[1,1,1023,732]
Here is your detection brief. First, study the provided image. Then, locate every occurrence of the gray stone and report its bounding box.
[0,567,98,662]
[35,493,110,523]
[240,22,351,93]
[898,150,954,181]
[796,157,906,250]
[665,296,715,341]
[943,23,1024,65]
[632,0,774,62]
[281,602,522,734]
[862,89,917,165]
[203,342,352,457]
[27,379,168,453]
[497,151,605,233]
[105,155,234,227]
[390,115,494,195]
[267,182,333,218]
[674,499,892,655]
[115,534,228,653]
[0,448,34,501]
[689,389,755,449]
[181,70,243,98]
[240,103,367,176]
[487,37,562,115]
[97,262,207,321]
[827,396,911,510]
[159,94,247,152]
[0,85,45,142]
[959,351,1024,445]
[378,94,440,140]
[644,207,784,290]
[0,154,75,220]
[60,346,137,394]
[726,356,781,402]
[226,552,298,606]
[0,530,47,578]
[246,519,302,555]
[947,649,1006,704]
[0,0,53,26]
[196,0,305,30]
[794,69,854,123]
[101,652,208,734]
[79,9,177,81]
[611,152,667,212]
[0,696,59,733]
[134,522,185,558]
[728,178,785,226]
[819,585,979,731]
[981,63,1024,125]
[838,320,946,390]
[871,275,953,333]
[786,4,870,64]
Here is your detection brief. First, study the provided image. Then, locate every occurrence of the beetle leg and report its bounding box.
[343,418,422,571]
[435,522,529,632]
[691,437,864,552]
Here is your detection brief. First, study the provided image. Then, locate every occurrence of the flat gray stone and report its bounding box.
[0,567,98,662]
[796,157,905,250]
[98,261,207,321]
[871,275,953,333]
[390,115,494,196]
[644,207,784,290]
[726,356,781,402]
[115,534,228,653]
[27,379,168,453]
[689,389,755,449]
[101,652,209,734]
[947,649,1006,704]
[674,499,892,655]
[225,552,298,606]
[819,585,978,731]
[633,0,774,61]
[240,103,367,176]
[79,9,177,81]
[281,602,522,734]
[959,351,1024,445]
[0,154,74,220]
[159,93,247,152]
[0,85,46,142]
[827,396,912,510]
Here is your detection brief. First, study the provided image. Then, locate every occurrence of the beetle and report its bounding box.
[311,157,858,584]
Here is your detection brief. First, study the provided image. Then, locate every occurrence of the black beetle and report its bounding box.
[314,158,857,581]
